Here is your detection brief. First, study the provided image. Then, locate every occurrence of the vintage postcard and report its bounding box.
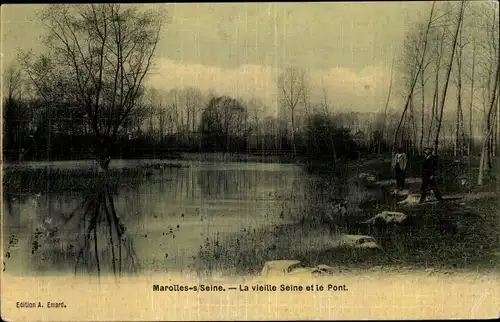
[1,2,499,321]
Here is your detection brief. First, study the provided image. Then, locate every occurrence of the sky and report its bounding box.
[2,3,437,116]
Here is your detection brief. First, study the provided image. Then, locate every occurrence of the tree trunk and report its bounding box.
[455,18,464,158]
[95,136,113,172]
[497,94,500,156]
[487,115,493,169]
[478,118,497,185]
[434,0,465,155]
[428,57,440,147]
[477,141,487,185]
[478,29,500,185]
[492,96,499,158]
[468,41,476,156]
[291,108,297,157]
[460,104,466,157]
[409,95,418,152]
[98,154,112,172]
[454,94,460,157]
[394,2,436,150]
[419,70,426,151]
[381,56,395,154]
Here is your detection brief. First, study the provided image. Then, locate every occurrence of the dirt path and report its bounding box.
[359,172,498,207]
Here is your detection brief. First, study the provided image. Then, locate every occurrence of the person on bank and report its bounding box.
[391,147,407,191]
[419,147,444,203]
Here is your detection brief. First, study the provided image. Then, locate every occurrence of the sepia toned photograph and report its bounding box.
[1,2,499,320]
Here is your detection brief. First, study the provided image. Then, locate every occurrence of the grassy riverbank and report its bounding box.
[194,155,500,275]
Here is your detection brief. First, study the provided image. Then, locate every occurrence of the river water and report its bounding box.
[4,160,355,276]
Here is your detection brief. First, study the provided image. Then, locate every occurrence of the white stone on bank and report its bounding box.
[340,234,381,249]
[361,211,408,225]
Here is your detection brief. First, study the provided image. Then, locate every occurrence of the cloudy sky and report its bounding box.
[2,3,435,116]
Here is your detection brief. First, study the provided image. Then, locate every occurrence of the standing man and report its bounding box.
[419,148,443,203]
[392,147,408,191]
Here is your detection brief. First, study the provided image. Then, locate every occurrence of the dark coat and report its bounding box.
[422,154,438,178]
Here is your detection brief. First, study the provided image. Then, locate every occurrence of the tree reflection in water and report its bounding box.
[63,179,139,277]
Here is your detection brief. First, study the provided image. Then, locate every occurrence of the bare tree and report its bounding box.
[378,56,395,154]
[200,96,249,154]
[244,97,266,151]
[426,27,446,147]
[434,0,466,154]
[277,66,308,156]
[464,39,477,156]
[478,67,499,184]
[452,1,471,157]
[20,4,165,170]
[401,17,436,152]
[418,56,429,151]
[454,38,464,157]
[318,83,337,161]
[166,89,182,133]
[183,87,203,134]
[141,87,157,135]
[477,3,500,185]
[4,64,23,102]
[3,64,30,160]
[394,2,437,149]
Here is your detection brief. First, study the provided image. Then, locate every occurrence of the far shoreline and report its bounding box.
[2,151,302,168]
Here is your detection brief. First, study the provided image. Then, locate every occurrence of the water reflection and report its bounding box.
[3,162,308,276]
[4,179,140,277]
[71,184,140,277]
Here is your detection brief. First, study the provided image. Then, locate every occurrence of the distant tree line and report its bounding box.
[4,3,496,170]
[396,0,499,184]
[3,80,398,163]
[4,56,468,165]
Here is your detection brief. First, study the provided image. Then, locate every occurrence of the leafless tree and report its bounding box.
[476,2,500,185]
[434,0,466,154]
[426,27,446,147]
[452,4,470,157]
[418,54,433,151]
[182,87,204,134]
[200,96,249,154]
[394,2,437,149]
[478,68,499,185]
[20,4,165,170]
[141,87,158,135]
[165,89,182,133]
[4,64,23,102]
[244,97,266,151]
[277,66,308,156]
[3,64,30,160]
[374,56,395,154]
[464,39,477,156]
[317,83,338,160]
